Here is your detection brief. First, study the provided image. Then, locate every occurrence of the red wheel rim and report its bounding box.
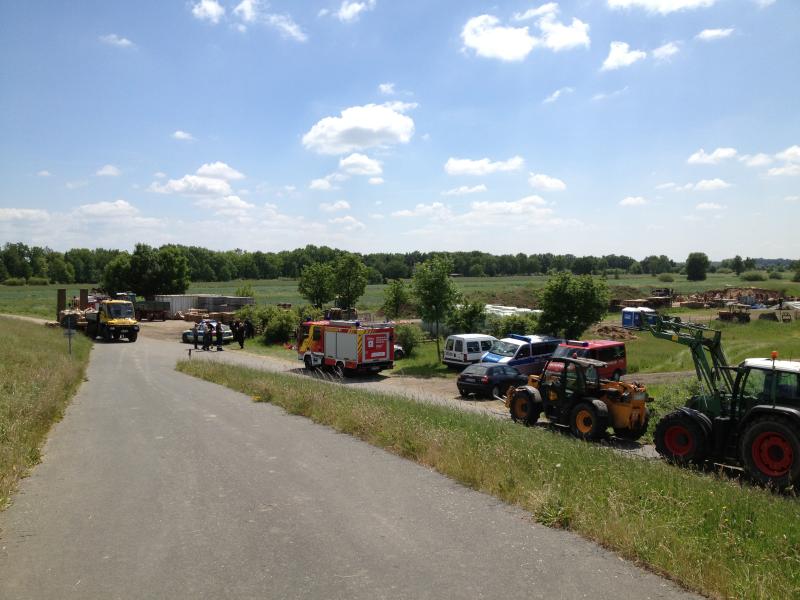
[664,425,692,456]
[751,431,793,477]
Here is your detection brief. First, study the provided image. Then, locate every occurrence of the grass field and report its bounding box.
[0,317,91,509]
[177,359,800,600]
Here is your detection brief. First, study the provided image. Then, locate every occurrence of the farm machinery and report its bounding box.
[648,316,800,488]
[505,357,651,441]
[85,300,139,342]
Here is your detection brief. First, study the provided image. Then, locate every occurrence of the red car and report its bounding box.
[549,340,627,380]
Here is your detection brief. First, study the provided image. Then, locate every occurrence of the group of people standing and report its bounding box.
[191,318,254,352]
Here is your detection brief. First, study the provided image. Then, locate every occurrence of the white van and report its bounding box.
[443,334,497,369]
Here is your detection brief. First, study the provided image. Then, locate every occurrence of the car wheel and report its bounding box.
[491,385,501,399]
[458,386,468,398]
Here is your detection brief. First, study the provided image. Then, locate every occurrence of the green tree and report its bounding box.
[155,246,191,295]
[446,300,485,334]
[732,255,744,276]
[101,254,132,293]
[686,252,710,281]
[47,254,75,283]
[536,272,609,339]
[381,279,410,320]
[395,323,423,357]
[298,262,335,308]
[332,253,368,309]
[411,256,459,358]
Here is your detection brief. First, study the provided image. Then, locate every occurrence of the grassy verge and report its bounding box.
[0,317,91,509]
[391,340,453,378]
[177,359,799,600]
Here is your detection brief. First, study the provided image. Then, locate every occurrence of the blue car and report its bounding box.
[480,334,562,375]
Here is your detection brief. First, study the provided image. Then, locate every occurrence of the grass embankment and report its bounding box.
[177,359,799,600]
[0,317,91,509]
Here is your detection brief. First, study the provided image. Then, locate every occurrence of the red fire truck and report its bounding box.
[297,320,395,374]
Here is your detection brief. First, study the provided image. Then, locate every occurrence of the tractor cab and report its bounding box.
[538,357,606,417]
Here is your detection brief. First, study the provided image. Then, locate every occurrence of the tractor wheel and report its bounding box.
[740,416,800,489]
[614,413,650,441]
[509,390,540,426]
[654,411,708,465]
[569,402,608,441]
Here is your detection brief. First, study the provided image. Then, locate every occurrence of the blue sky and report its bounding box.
[0,0,798,259]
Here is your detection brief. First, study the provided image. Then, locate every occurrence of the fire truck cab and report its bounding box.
[297,320,395,375]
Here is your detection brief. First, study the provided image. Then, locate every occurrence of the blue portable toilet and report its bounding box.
[622,307,657,330]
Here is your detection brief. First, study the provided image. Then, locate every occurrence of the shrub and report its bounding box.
[27,277,49,286]
[740,271,767,282]
[769,271,783,280]
[395,324,423,356]
[657,273,674,282]
[485,313,539,339]
[263,309,298,344]
[717,267,733,274]
[2,277,26,286]
[794,271,800,283]
[234,282,255,298]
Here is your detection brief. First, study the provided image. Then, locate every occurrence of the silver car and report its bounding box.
[182,320,234,344]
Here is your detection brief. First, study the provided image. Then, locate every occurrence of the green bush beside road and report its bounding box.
[0,317,91,509]
[177,359,800,600]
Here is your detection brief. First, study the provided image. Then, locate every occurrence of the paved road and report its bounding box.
[0,334,699,599]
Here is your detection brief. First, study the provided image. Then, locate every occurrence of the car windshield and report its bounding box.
[553,346,588,359]
[463,364,490,376]
[109,304,133,318]
[488,341,520,357]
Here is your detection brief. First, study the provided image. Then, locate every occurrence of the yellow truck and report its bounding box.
[85,300,140,342]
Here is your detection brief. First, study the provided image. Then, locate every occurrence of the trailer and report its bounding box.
[134,300,170,321]
[297,320,394,375]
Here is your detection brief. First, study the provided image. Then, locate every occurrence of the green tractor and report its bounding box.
[648,316,800,489]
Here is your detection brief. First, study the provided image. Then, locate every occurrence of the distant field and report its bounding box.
[2,272,798,320]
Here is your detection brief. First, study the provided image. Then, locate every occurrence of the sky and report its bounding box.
[0,0,798,260]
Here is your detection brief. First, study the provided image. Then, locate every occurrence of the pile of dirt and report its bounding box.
[609,285,645,301]
[588,324,638,341]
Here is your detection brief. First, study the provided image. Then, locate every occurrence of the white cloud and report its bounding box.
[653,41,680,61]
[694,178,731,191]
[192,0,225,24]
[310,178,334,191]
[687,147,737,164]
[265,14,307,42]
[99,34,134,48]
[461,15,538,62]
[528,172,566,191]
[172,130,195,141]
[754,0,775,7]
[195,195,255,216]
[378,82,395,95]
[601,41,646,71]
[368,177,384,185]
[696,202,725,210]
[154,171,167,179]
[36,170,51,177]
[445,156,524,176]
[196,161,245,180]
[74,199,140,219]
[607,0,717,14]
[467,195,547,217]
[768,164,800,177]
[96,164,121,177]
[320,200,351,212]
[0,208,50,221]
[537,12,590,52]
[619,196,648,206]
[442,185,487,196]
[336,0,376,23]
[739,153,773,167]
[150,175,232,197]
[339,153,382,176]
[592,86,629,101]
[302,102,415,155]
[776,145,800,163]
[656,182,676,190]
[513,3,559,21]
[329,215,365,230]
[543,87,574,104]
[392,202,453,218]
[66,180,88,190]
[696,28,734,41]
[234,0,258,22]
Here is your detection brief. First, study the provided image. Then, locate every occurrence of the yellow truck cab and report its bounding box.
[86,300,139,342]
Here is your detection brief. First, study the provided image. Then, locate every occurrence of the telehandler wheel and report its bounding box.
[614,413,650,441]
[654,411,708,465]
[509,390,540,426]
[740,416,800,489]
[569,402,607,441]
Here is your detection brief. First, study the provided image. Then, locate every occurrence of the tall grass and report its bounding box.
[177,359,800,600]
[0,317,91,508]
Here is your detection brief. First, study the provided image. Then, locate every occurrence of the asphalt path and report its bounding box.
[0,331,699,599]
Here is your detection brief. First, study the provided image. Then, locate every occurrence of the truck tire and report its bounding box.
[654,411,708,465]
[128,332,138,343]
[569,402,608,441]
[740,416,800,490]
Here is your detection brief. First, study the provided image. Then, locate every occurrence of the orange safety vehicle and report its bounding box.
[297,320,395,375]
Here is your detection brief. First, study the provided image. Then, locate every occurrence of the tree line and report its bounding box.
[3,241,796,287]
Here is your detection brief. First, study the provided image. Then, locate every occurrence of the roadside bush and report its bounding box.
[2,277,26,286]
[740,270,767,282]
[657,273,674,282]
[295,304,324,322]
[27,277,49,286]
[395,324,423,356]
[769,271,783,280]
[717,267,733,274]
[485,313,539,339]
[263,309,298,344]
[234,282,256,298]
